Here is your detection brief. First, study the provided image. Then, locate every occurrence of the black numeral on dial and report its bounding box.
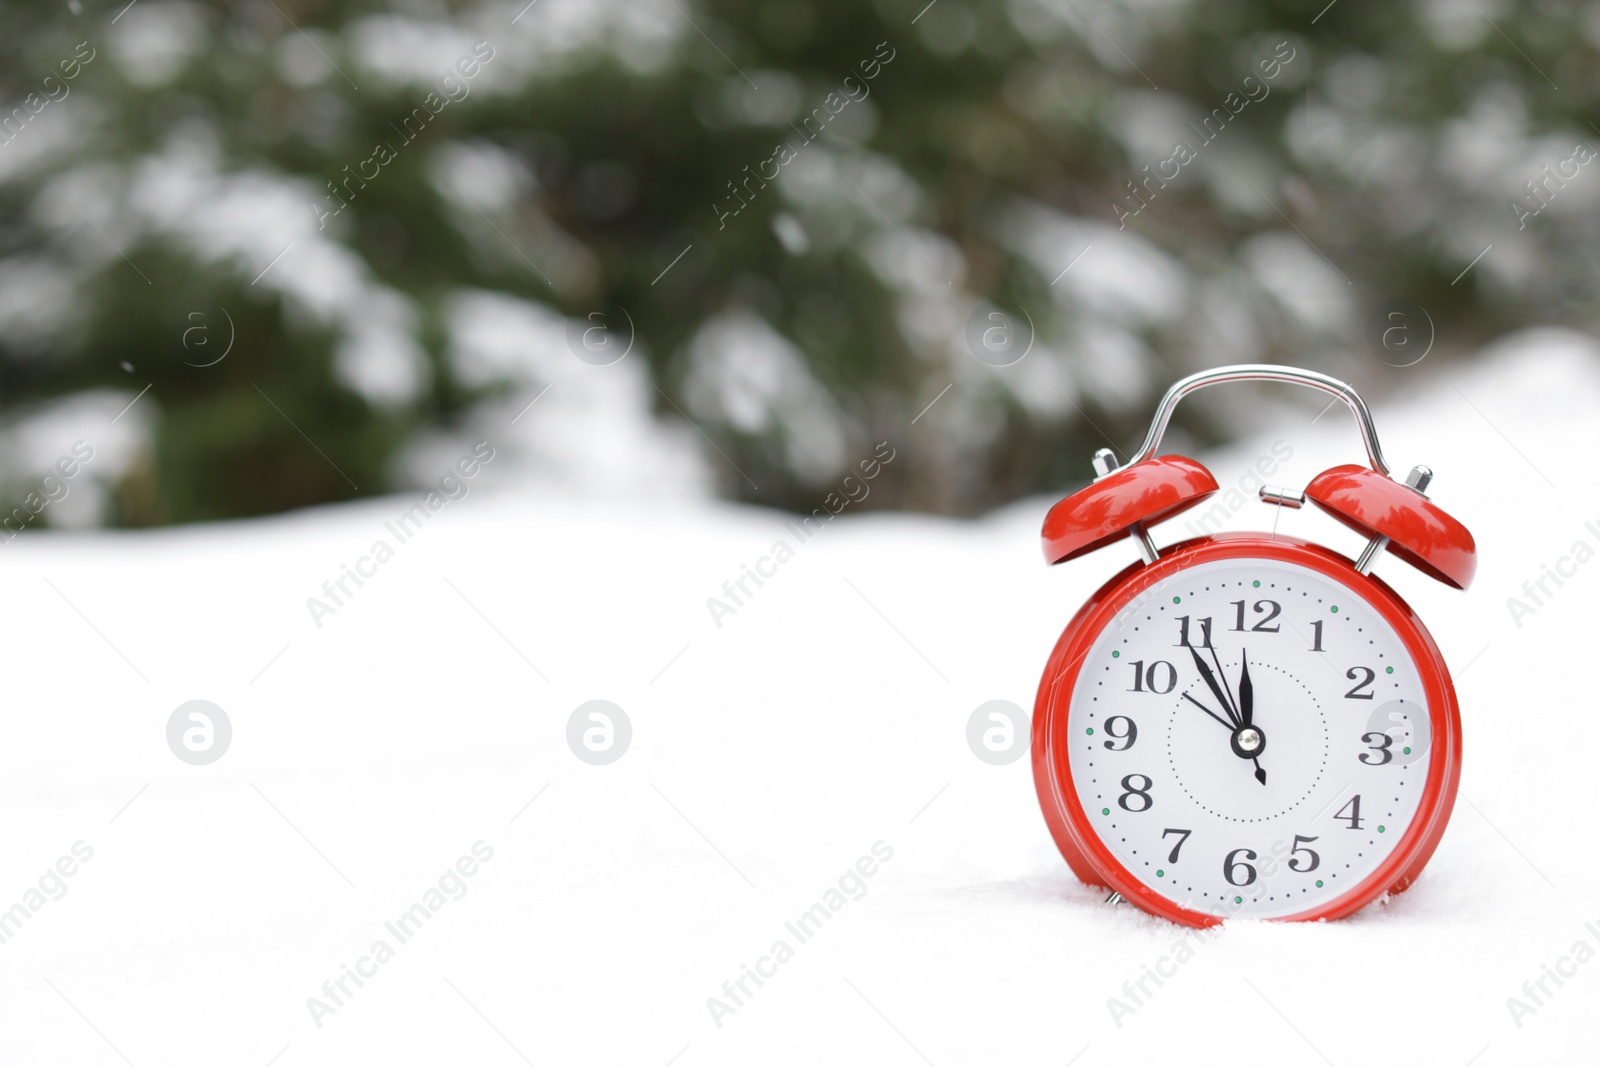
[1345,666,1376,699]
[1358,731,1394,765]
[1224,848,1258,886]
[1161,828,1191,863]
[1175,615,1212,648]
[1117,774,1154,812]
[1230,599,1282,632]
[1334,794,1364,829]
[1288,835,1321,872]
[1102,716,1138,751]
[1128,660,1177,694]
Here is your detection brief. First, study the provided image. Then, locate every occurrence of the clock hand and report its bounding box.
[1182,691,1234,731]
[1209,642,1242,725]
[1237,650,1267,785]
[1190,643,1260,783]
[1188,645,1241,728]
[1238,649,1253,729]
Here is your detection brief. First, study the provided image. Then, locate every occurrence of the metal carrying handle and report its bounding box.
[1123,364,1391,477]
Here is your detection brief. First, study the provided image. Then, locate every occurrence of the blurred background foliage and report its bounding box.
[0,0,1596,526]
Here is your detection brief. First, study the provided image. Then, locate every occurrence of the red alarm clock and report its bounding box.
[1032,365,1475,926]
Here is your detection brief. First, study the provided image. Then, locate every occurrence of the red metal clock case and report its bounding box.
[1032,532,1463,928]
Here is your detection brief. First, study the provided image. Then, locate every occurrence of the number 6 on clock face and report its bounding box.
[1030,366,1474,927]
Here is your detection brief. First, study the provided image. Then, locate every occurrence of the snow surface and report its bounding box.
[3,332,1599,1066]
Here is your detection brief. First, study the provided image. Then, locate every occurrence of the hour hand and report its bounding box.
[1182,691,1234,731]
[1188,645,1239,727]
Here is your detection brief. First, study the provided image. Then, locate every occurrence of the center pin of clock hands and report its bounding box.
[1184,644,1268,784]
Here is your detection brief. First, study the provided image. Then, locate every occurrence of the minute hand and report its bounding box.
[1238,650,1267,785]
[1238,649,1254,728]
[1188,645,1240,728]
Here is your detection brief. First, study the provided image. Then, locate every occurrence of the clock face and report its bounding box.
[1064,556,1432,920]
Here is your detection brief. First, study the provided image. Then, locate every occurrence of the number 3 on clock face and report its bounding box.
[1033,537,1462,926]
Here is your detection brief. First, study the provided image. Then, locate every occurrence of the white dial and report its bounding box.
[1067,557,1430,919]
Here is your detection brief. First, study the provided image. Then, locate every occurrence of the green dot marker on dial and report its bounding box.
[1234,896,1242,904]
[1403,747,1411,754]
[1086,728,1095,735]
[1316,879,1324,888]
[1173,596,1181,604]
[1102,807,1110,815]
[1156,869,1164,878]
[1331,605,1339,613]
[1386,666,1394,674]
[1253,580,1261,588]
[1378,825,1386,833]
[1112,650,1120,658]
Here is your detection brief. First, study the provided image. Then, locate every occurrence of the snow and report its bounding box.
[3,331,1599,1066]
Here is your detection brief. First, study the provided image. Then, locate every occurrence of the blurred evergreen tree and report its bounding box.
[0,0,1593,523]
